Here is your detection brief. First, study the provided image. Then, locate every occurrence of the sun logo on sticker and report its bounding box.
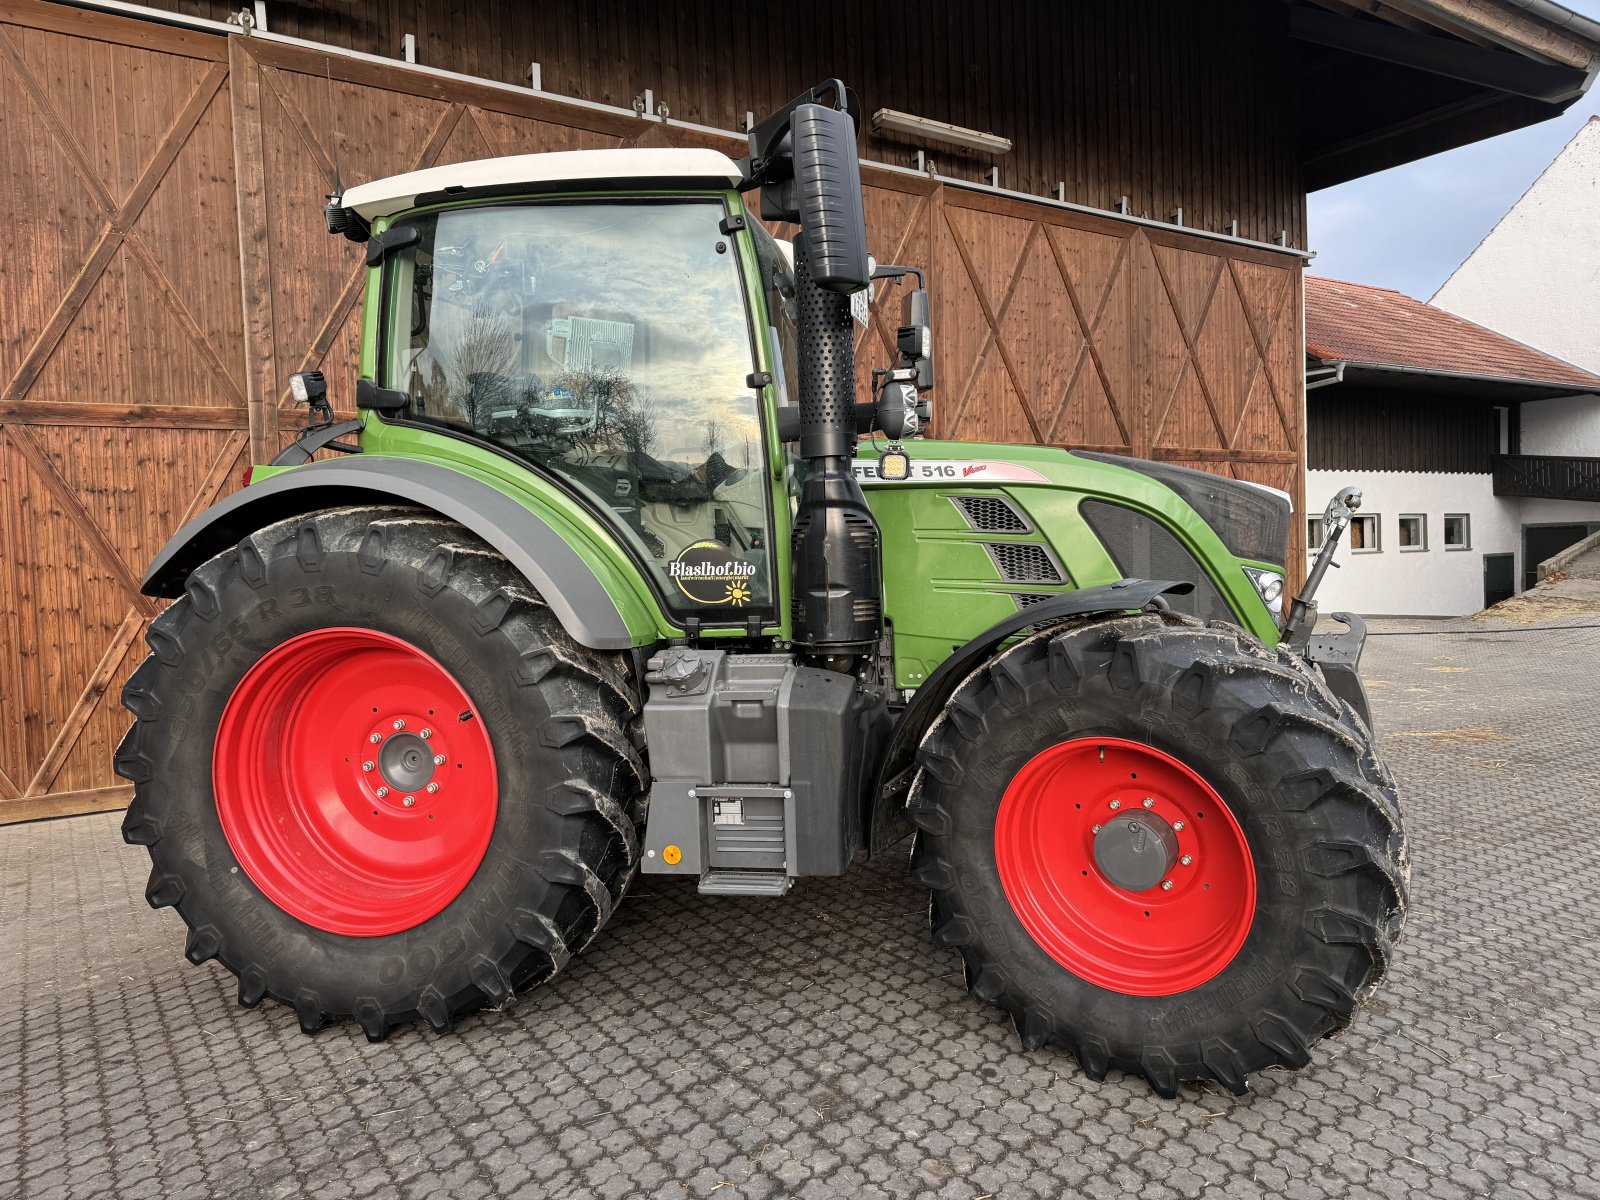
[725,579,751,606]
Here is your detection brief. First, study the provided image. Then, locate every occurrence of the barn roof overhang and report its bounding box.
[1310,359,1600,402]
[1287,0,1600,189]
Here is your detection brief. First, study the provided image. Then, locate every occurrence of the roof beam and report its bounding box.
[1290,5,1590,99]
[1375,0,1598,67]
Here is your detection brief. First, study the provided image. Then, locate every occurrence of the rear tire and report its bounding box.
[907,613,1407,1095]
[116,506,646,1040]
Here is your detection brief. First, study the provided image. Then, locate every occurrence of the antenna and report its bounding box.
[321,56,362,239]
[325,57,343,197]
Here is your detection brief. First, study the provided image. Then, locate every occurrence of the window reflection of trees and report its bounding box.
[396,201,771,615]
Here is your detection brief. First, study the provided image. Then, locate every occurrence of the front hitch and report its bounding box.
[1283,485,1361,649]
[1282,486,1375,728]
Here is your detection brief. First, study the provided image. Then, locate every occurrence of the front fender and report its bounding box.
[142,457,637,650]
[867,577,1194,854]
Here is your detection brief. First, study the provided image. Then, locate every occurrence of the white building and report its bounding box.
[1433,117,1600,377]
[1304,276,1600,617]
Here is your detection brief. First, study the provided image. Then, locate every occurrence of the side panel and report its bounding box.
[860,442,1280,689]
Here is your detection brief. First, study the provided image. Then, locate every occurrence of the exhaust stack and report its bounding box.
[742,83,882,657]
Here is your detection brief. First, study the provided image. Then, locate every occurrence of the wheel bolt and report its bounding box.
[376,786,389,798]
[1108,799,1122,810]
[393,719,406,731]
[1091,824,1102,834]
[1180,854,1193,866]
[1142,797,1155,808]
[369,732,383,744]
[1161,879,1174,891]
[403,795,416,807]
[433,754,446,766]
[426,782,439,794]
[419,728,433,740]
[362,761,375,772]
[1172,820,1185,832]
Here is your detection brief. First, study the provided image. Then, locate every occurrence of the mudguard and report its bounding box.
[141,457,634,650]
[867,577,1195,854]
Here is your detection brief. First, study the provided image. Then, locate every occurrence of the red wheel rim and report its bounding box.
[213,627,498,937]
[994,736,1255,995]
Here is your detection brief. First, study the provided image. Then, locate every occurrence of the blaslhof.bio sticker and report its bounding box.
[670,540,756,606]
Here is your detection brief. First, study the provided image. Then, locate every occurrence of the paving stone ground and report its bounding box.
[5,612,1600,1199]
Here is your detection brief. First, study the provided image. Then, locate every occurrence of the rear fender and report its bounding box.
[142,457,637,650]
[867,578,1194,854]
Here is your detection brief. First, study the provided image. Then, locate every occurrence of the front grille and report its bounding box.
[985,542,1064,584]
[1079,500,1234,623]
[1012,592,1054,610]
[952,495,1030,533]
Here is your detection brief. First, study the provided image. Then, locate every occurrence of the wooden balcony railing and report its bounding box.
[1492,455,1600,502]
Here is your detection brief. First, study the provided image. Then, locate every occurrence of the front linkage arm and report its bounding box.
[1282,485,1375,730]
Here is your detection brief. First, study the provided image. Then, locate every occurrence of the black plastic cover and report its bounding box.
[789,463,882,654]
[788,103,870,294]
[1079,500,1234,624]
[1074,451,1291,567]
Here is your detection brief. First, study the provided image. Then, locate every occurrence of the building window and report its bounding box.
[1398,514,1427,551]
[1307,517,1325,551]
[1445,514,1471,550]
[1350,514,1381,552]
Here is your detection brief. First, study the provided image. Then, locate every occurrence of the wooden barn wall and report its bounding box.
[147,0,1307,246]
[0,0,1305,823]
[1308,384,1500,474]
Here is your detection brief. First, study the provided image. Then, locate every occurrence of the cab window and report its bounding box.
[384,200,773,620]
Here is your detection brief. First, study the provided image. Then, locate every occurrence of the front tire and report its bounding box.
[907,613,1407,1095]
[116,506,646,1040]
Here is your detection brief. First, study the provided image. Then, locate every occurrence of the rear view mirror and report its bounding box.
[898,288,935,391]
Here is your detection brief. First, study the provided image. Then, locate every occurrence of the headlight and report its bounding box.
[1242,566,1285,617]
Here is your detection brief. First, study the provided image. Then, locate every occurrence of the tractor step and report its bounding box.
[697,869,792,897]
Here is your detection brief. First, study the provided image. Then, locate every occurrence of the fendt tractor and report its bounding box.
[118,82,1407,1096]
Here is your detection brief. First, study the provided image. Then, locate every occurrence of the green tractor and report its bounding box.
[118,82,1405,1095]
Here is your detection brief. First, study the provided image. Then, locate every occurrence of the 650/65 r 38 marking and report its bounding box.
[117,505,648,1041]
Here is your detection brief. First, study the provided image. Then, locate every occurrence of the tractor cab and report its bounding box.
[344,148,786,624]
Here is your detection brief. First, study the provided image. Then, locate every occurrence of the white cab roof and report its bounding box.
[341,148,745,221]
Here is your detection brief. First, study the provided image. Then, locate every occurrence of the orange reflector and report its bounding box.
[663,845,682,865]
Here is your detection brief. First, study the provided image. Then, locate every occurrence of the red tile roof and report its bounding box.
[1306,276,1600,391]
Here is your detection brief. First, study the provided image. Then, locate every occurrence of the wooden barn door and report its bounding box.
[847,176,1307,578]
[0,3,249,823]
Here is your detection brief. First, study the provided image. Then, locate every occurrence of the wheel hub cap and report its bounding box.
[213,627,498,937]
[1093,811,1178,892]
[378,732,436,792]
[993,736,1257,996]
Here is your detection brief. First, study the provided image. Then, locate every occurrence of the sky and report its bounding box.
[1305,0,1600,300]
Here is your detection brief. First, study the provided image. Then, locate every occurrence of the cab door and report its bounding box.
[382,196,781,629]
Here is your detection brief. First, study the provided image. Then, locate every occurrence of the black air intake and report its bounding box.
[789,103,871,294]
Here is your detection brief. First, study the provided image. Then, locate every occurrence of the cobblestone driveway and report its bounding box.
[4,613,1600,1199]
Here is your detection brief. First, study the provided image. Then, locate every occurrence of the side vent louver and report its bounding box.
[952,495,1030,533]
[985,542,1064,584]
[1012,592,1054,610]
